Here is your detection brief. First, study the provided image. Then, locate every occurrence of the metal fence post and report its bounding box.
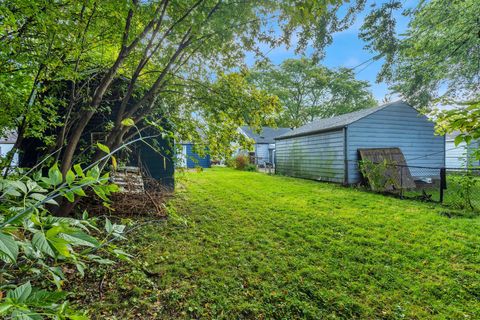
[439,167,446,203]
[400,165,403,198]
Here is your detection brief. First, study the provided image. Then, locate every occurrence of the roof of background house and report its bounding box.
[240,126,292,144]
[0,131,17,144]
[276,101,412,140]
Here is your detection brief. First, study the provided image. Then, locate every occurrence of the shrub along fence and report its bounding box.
[356,160,480,212]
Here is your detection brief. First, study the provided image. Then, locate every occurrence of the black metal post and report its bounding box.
[439,167,446,203]
[400,165,403,198]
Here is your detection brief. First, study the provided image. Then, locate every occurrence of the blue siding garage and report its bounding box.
[275,101,445,184]
[178,143,210,168]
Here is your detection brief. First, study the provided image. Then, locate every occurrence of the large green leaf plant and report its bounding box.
[0,162,125,319]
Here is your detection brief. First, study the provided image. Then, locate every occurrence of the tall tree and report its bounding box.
[1,1,375,214]
[1,0,370,175]
[248,58,377,127]
[360,0,480,109]
[359,0,480,147]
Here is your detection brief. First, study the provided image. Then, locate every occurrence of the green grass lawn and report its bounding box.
[79,167,480,319]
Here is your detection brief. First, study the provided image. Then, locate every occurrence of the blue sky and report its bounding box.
[245,1,417,102]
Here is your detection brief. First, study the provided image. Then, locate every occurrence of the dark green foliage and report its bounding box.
[0,163,125,319]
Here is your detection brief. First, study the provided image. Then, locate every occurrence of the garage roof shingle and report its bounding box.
[276,101,407,140]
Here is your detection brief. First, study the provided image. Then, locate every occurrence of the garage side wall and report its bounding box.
[346,103,445,183]
[275,130,345,182]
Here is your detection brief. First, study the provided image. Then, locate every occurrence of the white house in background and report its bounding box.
[445,131,480,168]
[0,132,18,165]
[238,126,292,166]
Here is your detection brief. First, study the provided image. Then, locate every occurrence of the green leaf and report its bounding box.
[93,186,109,201]
[107,184,120,193]
[29,193,46,202]
[105,218,113,233]
[73,188,86,197]
[68,315,89,320]
[121,118,135,127]
[97,142,110,154]
[26,180,44,192]
[48,237,71,257]
[454,134,464,146]
[11,309,42,320]
[113,249,133,260]
[9,181,27,194]
[75,262,85,277]
[63,191,75,202]
[46,225,63,238]
[45,198,59,205]
[87,254,114,265]
[0,303,12,314]
[0,232,19,263]
[59,231,100,248]
[7,282,32,303]
[87,166,100,180]
[32,232,56,257]
[111,156,118,170]
[29,289,66,304]
[4,188,21,197]
[73,164,84,177]
[48,164,63,186]
[30,193,58,205]
[66,169,76,184]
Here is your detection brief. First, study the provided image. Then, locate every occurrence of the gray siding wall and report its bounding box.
[255,143,270,164]
[446,140,480,168]
[347,103,445,183]
[275,130,345,182]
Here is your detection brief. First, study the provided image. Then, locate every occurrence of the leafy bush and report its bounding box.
[244,164,258,172]
[359,159,401,192]
[225,157,236,168]
[448,172,480,211]
[0,163,126,319]
[234,155,249,170]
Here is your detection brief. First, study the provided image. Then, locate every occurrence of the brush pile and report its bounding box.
[80,168,171,217]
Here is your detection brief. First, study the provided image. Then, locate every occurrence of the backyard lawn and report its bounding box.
[80,167,480,319]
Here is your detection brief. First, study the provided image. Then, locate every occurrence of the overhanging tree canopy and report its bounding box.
[360,0,480,109]
[359,0,480,148]
[1,0,369,174]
